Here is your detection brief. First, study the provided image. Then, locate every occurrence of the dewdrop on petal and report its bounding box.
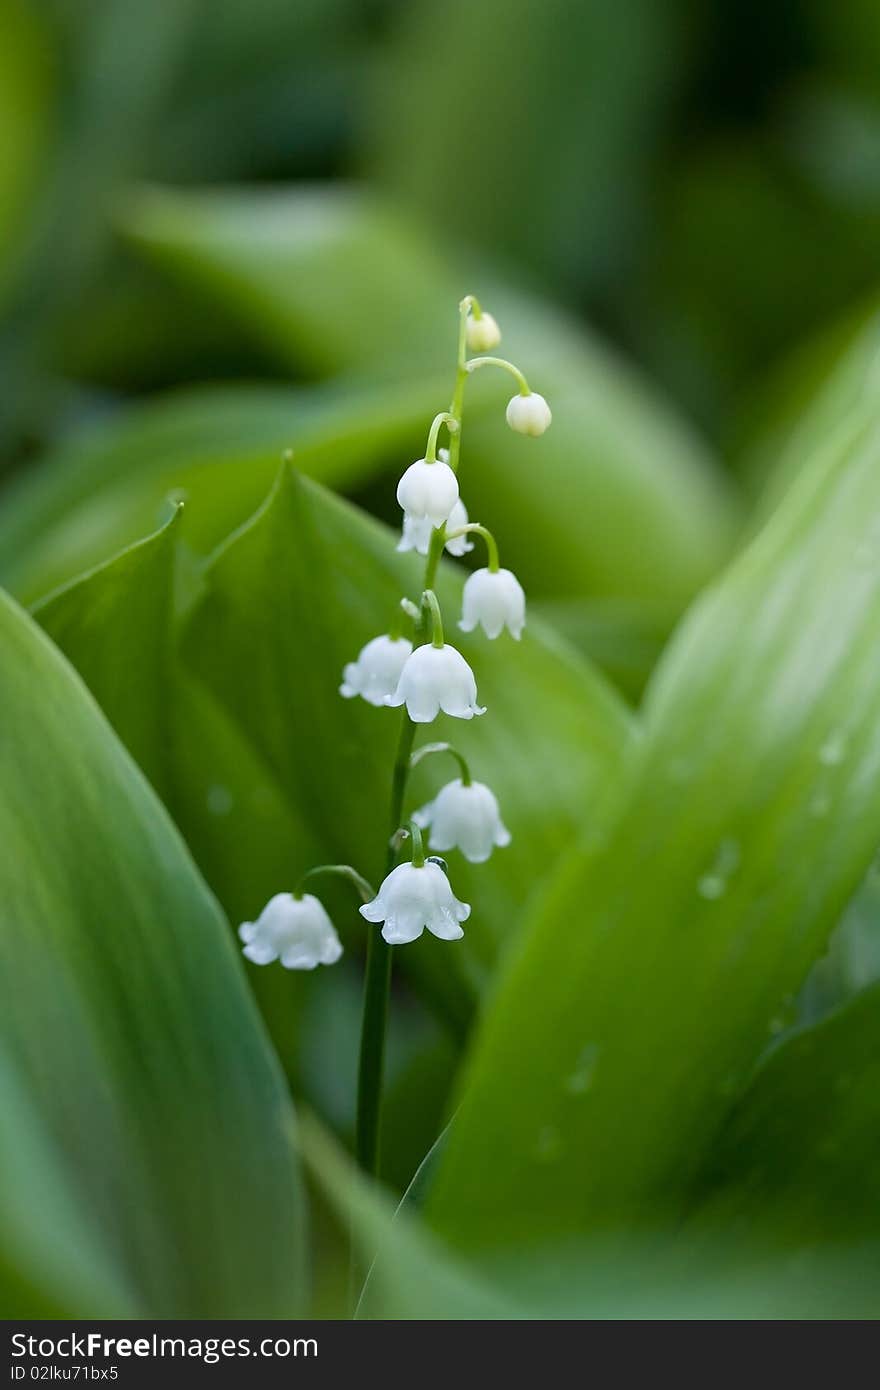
[386,642,485,722]
[360,861,470,945]
[459,567,526,640]
[396,458,459,529]
[340,634,412,707]
[466,311,501,352]
[506,391,552,437]
[414,779,511,864]
[239,893,343,970]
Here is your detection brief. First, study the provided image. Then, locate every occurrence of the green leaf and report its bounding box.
[120,183,459,375]
[0,377,442,604]
[689,973,878,1256]
[32,507,182,799]
[121,183,739,607]
[299,1115,518,1320]
[427,406,880,1249]
[695,980,880,1245]
[181,467,634,1014]
[0,589,306,1316]
[0,1048,138,1318]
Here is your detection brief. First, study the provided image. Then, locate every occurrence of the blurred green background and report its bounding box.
[4,0,880,461]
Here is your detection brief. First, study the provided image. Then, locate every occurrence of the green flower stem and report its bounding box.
[296,864,375,903]
[423,525,446,591]
[445,522,500,572]
[422,589,445,648]
[425,411,459,464]
[408,820,426,868]
[446,298,472,477]
[466,355,530,395]
[410,740,473,787]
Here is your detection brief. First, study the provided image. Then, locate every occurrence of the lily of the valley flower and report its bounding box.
[340,634,412,706]
[386,642,485,722]
[360,861,470,944]
[397,496,473,558]
[239,893,342,970]
[506,391,552,436]
[459,567,526,640]
[465,311,501,352]
[396,457,459,529]
[414,778,511,863]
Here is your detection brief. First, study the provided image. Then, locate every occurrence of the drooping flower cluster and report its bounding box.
[239,296,550,967]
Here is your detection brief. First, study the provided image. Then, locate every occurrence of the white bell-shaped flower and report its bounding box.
[239,893,342,970]
[459,567,526,640]
[413,778,511,863]
[466,311,501,352]
[397,496,473,558]
[340,634,412,706]
[396,458,459,529]
[506,391,552,436]
[386,642,485,722]
[360,861,470,944]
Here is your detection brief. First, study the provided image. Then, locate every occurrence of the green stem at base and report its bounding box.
[355,714,417,1179]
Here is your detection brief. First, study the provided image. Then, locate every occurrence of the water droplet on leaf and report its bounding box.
[207,784,233,816]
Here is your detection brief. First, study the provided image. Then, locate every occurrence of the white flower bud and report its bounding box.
[397,496,473,558]
[459,567,526,640]
[340,634,412,706]
[386,642,485,722]
[396,458,459,529]
[413,779,511,864]
[359,861,470,944]
[465,311,501,352]
[506,391,552,436]
[239,893,342,970]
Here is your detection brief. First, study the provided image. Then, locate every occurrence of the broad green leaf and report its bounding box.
[694,979,880,1246]
[0,589,306,1316]
[0,1049,138,1318]
[32,507,182,799]
[121,182,739,606]
[312,1111,880,1319]
[120,183,458,375]
[181,467,634,1013]
[427,407,880,1249]
[0,377,442,603]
